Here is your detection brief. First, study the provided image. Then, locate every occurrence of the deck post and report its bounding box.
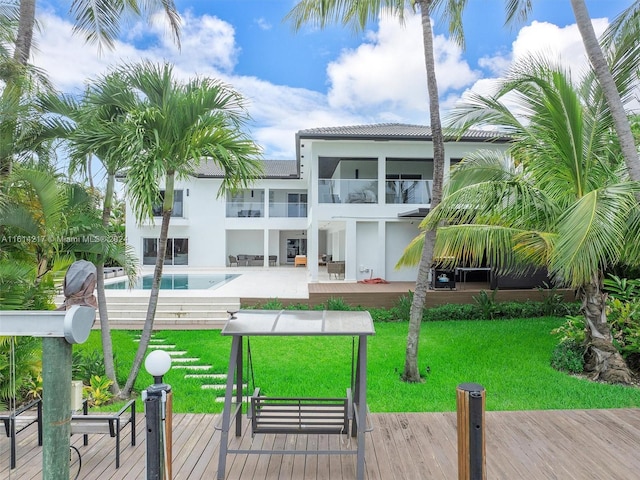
[356,335,368,480]
[456,383,486,480]
[42,337,72,480]
[217,335,241,480]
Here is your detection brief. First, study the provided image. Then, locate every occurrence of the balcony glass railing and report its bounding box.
[318,179,379,204]
[385,180,432,204]
[226,204,264,217]
[269,202,308,218]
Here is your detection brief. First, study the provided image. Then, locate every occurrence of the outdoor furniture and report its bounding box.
[236,254,249,266]
[70,398,136,468]
[237,209,261,217]
[268,255,277,266]
[490,267,551,289]
[294,255,307,267]
[228,255,238,267]
[216,309,375,480]
[249,255,264,266]
[327,261,345,279]
[431,268,455,290]
[250,387,351,436]
[455,267,492,290]
[1,398,42,469]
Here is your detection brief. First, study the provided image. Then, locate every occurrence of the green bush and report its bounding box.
[72,349,108,383]
[422,303,480,321]
[550,339,585,374]
[473,290,499,319]
[325,297,355,311]
[246,293,580,323]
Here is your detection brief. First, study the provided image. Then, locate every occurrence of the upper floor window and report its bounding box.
[153,190,184,217]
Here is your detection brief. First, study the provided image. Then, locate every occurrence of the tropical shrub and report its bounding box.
[83,375,113,406]
[73,349,108,383]
[550,339,585,374]
[0,337,42,408]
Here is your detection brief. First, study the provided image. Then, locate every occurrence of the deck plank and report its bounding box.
[2,409,640,479]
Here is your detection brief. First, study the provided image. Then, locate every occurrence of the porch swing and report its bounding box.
[244,336,354,437]
[216,309,375,480]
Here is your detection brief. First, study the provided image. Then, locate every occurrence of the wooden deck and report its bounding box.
[3,409,639,479]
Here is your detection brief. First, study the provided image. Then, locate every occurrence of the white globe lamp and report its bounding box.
[145,349,172,384]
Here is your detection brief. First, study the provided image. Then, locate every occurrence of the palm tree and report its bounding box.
[285,0,468,382]
[108,61,263,397]
[38,79,138,395]
[12,0,180,65]
[0,166,129,280]
[415,53,640,383]
[504,0,639,184]
[1,0,180,176]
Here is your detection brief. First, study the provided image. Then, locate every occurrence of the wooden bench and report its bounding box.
[1,398,42,469]
[249,388,351,437]
[70,398,136,468]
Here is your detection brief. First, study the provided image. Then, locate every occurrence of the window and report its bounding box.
[152,190,184,217]
[143,238,188,265]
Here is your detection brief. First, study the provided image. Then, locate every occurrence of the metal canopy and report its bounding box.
[221,309,375,337]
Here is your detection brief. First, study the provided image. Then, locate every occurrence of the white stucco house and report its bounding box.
[124,123,510,282]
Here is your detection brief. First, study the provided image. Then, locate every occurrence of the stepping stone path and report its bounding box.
[134,333,233,401]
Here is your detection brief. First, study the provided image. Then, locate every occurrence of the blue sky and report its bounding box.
[34,1,635,160]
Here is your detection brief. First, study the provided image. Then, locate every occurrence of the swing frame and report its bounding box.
[215,309,374,480]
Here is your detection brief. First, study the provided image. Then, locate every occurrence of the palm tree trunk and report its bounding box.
[14,0,36,65]
[97,174,121,395]
[403,0,446,382]
[122,174,174,397]
[582,278,632,384]
[569,0,640,182]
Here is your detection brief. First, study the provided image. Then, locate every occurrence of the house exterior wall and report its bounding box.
[124,125,509,282]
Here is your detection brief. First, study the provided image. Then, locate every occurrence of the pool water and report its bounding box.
[105,273,239,290]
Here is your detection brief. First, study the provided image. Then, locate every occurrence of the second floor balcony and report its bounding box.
[319,179,432,204]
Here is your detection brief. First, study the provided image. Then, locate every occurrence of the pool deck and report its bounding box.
[120,265,564,304]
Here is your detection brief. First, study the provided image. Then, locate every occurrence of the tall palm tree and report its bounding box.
[416,53,640,383]
[108,61,263,397]
[504,0,639,184]
[1,0,181,176]
[285,0,467,382]
[38,79,138,395]
[12,0,180,65]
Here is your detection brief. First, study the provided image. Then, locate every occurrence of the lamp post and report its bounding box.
[143,350,173,480]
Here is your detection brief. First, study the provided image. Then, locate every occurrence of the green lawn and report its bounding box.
[77,317,640,413]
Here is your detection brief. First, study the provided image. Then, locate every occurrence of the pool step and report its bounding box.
[63,292,240,330]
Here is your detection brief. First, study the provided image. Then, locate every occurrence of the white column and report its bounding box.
[345,219,357,281]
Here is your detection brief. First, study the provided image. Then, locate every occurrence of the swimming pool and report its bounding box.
[105,273,239,290]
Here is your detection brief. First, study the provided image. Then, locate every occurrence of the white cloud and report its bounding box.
[325,12,480,119]
[29,8,631,163]
[255,18,272,31]
[477,18,609,80]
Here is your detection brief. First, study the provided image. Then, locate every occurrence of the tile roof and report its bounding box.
[297,123,511,142]
[193,159,298,178]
